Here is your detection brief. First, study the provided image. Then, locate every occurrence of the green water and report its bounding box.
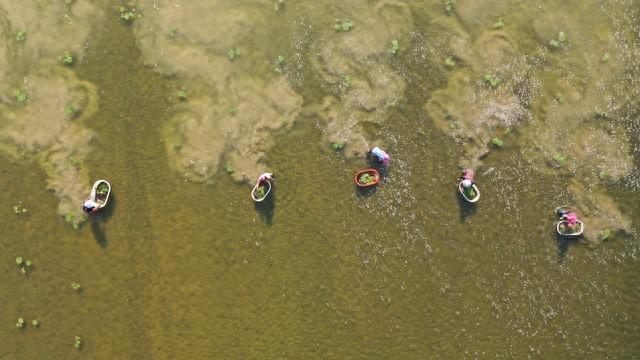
[1,1,639,359]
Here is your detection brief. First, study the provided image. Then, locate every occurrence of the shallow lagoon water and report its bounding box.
[1,1,639,359]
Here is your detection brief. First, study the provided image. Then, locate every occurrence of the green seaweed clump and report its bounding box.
[552,154,567,167]
[31,319,39,327]
[64,103,79,118]
[549,31,567,49]
[60,51,74,65]
[464,186,477,199]
[493,17,505,29]
[358,173,375,185]
[71,282,82,291]
[227,48,240,61]
[13,89,28,103]
[13,203,27,214]
[96,182,109,197]
[15,30,27,42]
[334,20,354,32]
[65,212,79,230]
[445,57,455,67]
[16,318,25,328]
[389,39,399,55]
[73,336,82,349]
[599,228,613,241]
[15,257,32,275]
[274,55,285,72]
[177,89,188,100]
[491,137,504,147]
[341,75,352,90]
[224,162,234,174]
[444,0,454,14]
[120,6,137,22]
[483,74,501,89]
[331,142,345,151]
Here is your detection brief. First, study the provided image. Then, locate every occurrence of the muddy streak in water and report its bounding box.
[0,1,102,222]
[423,0,638,241]
[133,0,303,182]
[307,0,413,157]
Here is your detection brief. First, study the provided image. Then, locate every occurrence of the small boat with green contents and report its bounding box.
[458,169,480,203]
[354,168,380,188]
[555,206,584,237]
[82,180,111,213]
[252,173,273,202]
[458,181,480,203]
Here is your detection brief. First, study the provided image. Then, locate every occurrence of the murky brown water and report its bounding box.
[1,0,639,359]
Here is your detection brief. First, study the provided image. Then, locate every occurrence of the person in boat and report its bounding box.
[256,172,274,186]
[558,209,579,229]
[82,199,99,213]
[368,147,391,166]
[460,169,475,183]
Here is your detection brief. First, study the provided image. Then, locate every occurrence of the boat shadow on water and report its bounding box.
[457,194,477,223]
[254,187,275,226]
[90,193,116,248]
[356,185,378,198]
[555,232,581,262]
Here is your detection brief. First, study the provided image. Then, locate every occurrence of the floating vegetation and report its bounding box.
[331,142,345,151]
[120,6,136,22]
[228,106,238,114]
[16,318,25,328]
[16,257,32,275]
[167,27,177,38]
[274,0,285,11]
[549,31,567,49]
[483,74,501,89]
[177,89,188,100]
[227,48,240,61]
[274,55,285,72]
[389,39,399,55]
[444,0,454,14]
[65,212,80,230]
[594,110,608,119]
[224,162,234,174]
[15,30,27,42]
[64,103,79,118]
[73,336,82,349]
[60,51,74,65]
[601,53,609,63]
[493,17,505,29]
[552,154,567,167]
[491,137,504,147]
[68,156,78,166]
[341,75,352,90]
[445,57,455,67]
[31,319,39,327]
[334,20,354,32]
[13,204,28,214]
[71,282,82,291]
[554,94,564,104]
[13,89,28,103]
[599,228,613,241]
